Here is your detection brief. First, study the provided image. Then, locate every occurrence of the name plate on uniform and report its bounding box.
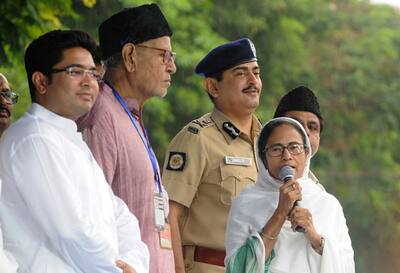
[224,156,252,166]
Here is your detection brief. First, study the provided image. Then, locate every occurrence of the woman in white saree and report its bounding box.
[225,117,354,273]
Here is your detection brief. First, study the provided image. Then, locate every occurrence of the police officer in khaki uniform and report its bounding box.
[162,38,262,273]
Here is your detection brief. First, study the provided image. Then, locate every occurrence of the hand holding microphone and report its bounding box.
[279,165,306,233]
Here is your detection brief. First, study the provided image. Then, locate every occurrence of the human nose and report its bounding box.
[79,72,95,88]
[80,72,90,84]
[85,70,98,80]
[281,147,293,160]
[167,60,177,75]
[81,70,99,84]
[247,72,258,84]
[0,93,11,105]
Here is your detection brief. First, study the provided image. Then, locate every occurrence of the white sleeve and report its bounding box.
[0,179,18,273]
[9,136,122,273]
[335,205,355,273]
[0,250,18,273]
[319,202,355,273]
[114,196,149,273]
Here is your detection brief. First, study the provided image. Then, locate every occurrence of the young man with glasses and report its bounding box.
[0,29,149,273]
[0,73,18,137]
[77,4,176,273]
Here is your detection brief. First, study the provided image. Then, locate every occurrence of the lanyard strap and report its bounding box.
[108,82,162,193]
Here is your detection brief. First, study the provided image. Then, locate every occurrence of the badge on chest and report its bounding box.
[224,156,252,166]
[153,192,173,249]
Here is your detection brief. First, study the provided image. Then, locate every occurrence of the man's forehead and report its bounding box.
[58,47,96,68]
[229,61,259,71]
[285,110,320,123]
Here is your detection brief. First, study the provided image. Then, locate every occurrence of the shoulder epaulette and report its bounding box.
[187,114,214,134]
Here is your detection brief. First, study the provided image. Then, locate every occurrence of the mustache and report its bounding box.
[0,105,11,117]
[242,85,259,92]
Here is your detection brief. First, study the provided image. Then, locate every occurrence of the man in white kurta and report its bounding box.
[0,103,149,273]
[0,29,149,273]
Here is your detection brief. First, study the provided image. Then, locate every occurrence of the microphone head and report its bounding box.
[279,165,295,182]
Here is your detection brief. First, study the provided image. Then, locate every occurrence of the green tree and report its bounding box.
[0,0,96,119]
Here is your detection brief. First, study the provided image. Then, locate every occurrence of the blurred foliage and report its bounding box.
[0,0,96,118]
[1,0,400,272]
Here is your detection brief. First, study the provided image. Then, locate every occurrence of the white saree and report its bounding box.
[225,117,354,273]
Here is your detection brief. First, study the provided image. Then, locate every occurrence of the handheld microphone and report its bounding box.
[279,166,306,233]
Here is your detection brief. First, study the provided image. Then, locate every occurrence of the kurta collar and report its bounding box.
[30,103,78,133]
[105,81,142,119]
[123,97,141,118]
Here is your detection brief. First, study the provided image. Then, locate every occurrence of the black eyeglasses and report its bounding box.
[51,66,102,82]
[0,89,19,104]
[136,44,176,64]
[264,142,306,157]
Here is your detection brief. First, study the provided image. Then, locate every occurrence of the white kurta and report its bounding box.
[0,180,18,273]
[226,117,355,273]
[0,103,149,273]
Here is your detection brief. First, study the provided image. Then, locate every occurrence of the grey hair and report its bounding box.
[103,52,123,69]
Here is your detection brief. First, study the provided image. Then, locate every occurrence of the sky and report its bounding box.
[370,0,400,8]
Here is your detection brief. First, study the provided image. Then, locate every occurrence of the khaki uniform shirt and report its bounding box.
[162,108,261,273]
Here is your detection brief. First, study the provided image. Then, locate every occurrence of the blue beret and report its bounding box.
[99,4,172,60]
[195,38,257,77]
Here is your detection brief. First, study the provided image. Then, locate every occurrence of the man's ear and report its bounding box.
[204,78,219,99]
[32,72,49,95]
[121,43,137,72]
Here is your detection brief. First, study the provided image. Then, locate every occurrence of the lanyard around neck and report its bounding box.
[108,81,162,193]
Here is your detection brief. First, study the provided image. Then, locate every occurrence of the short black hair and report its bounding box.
[208,71,223,82]
[24,29,97,102]
[93,45,103,66]
[205,71,224,102]
[258,119,308,168]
